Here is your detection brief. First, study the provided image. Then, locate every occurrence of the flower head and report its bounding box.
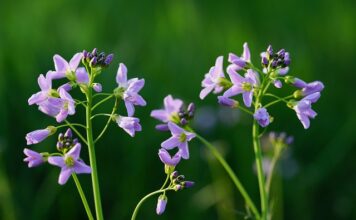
[161,122,195,159]
[151,95,183,123]
[293,92,321,129]
[23,148,44,167]
[158,148,181,166]
[227,42,251,72]
[115,115,142,137]
[26,127,54,145]
[254,107,270,127]
[48,143,91,185]
[115,63,146,116]
[156,195,168,215]
[28,73,54,105]
[199,56,225,99]
[82,48,114,67]
[49,53,83,80]
[223,69,259,107]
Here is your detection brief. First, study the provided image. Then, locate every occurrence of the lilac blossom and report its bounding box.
[55,88,76,122]
[290,78,324,96]
[223,69,259,107]
[156,195,167,215]
[293,92,321,129]
[151,95,183,123]
[273,80,282,88]
[48,143,91,185]
[217,96,238,108]
[48,53,83,80]
[23,148,44,167]
[28,73,54,105]
[115,63,146,116]
[93,83,102,92]
[227,42,251,72]
[161,122,195,159]
[26,128,52,145]
[158,148,181,166]
[254,108,270,127]
[115,115,142,137]
[199,56,225,99]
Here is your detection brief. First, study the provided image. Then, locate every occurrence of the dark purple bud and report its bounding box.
[180,118,188,125]
[183,181,195,188]
[92,48,97,56]
[58,133,64,141]
[64,129,72,139]
[277,49,285,57]
[286,136,294,145]
[104,54,114,65]
[174,185,182,191]
[90,57,97,66]
[176,175,185,182]
[271,60,278,68]
[267,45,273,55]
[155,124,169,132]
[170,171,179,180]
[187,103,195,113]
[262,56,269,65]
[56,141,63,150]
[83,50,88,58]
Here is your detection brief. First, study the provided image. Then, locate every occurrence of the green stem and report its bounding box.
[94,98,118,143]
[92,94,114,111]
[159,174,170,191]
[86,87,104,220]
[91,113,112,120]
[253,117,268,220]
[237,105,254,115]
[72,173,94,220]
[195,133,261,219]
[131,189,172,220]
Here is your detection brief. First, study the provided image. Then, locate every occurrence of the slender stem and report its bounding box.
[265,154,279,194]
[94,98,118,143]
[237,105,254,115]
[131,189,173,220]
[92,94,114,111]
[93,93,113,98]
[64,120,88,145]
[195,133,261,219]
[75,99,87,108]
[86,86,104,220]
[91,113,112,120]
[72,173,94,220]
[159,174,170,190]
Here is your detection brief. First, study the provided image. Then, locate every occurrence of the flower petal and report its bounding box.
[116,63,127,85]
[161,136,180,150]
[48,156,65,167]
[58,167,72,185]
[53,54,69,73]
[69,53,83,70]
[73,161,91,174]
[178,141,190,159]
[168,122,184,135]
[66,143,81,160]
[125,101,135,117]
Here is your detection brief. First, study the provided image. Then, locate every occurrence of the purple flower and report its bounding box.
[158,148,181,166]
[151,95,183,123]
[301,81,324,96]
[23,148,44,167]
[28,73,54,105]
[227,42,251,72]
[293,92,321,129]
[48,53,83,80]
[156,195,167,215]
[217,96,238,108]
[254,108,270,127]
[115,63,146,116]
[75,67,89,84]
[48,143,91,185]
[161,122,195,159]
[223,69,259,107]
[199,56,225,99]
[26,128,52,145]
[55,88,76,122]
[93,83,102,92]
[115,115,142,137]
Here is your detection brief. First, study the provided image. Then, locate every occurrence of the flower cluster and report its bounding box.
[199,43,324,129]
[24,129,91,185]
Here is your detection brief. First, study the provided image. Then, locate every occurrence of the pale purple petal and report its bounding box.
[156,198,167,215]
[211,56,224,79]
[48,156,65,168]
[38,74,51,91]
[178,141,190,159]
[158,148,181,166]
[66,143,81,160]
[28,92,47,105]
[73,160,92,174]
[278,67,289,75]
[26,128,51,145]
[168,122,184,135]
[93,83,102,92]
[161,136,180,150]
[227,70,245,85]
[293,78,307,88]
[185,132,196,141]
[56,109,69,122]
[69,53,83,70]
[116,63,127,85]
[199,86,214,100]
[58,167,72,185]
[150,110,168,122]
[243,92,253,107]
[125,101,135,117]
[53,54,69,73]
[58,83,72,92]
[128,79,145,93]
[304,92,321,103]
[223,85,244,98]
[75,67,89,84]
[242,42,251,61]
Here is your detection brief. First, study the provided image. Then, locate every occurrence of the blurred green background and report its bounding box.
[0,0,355,219]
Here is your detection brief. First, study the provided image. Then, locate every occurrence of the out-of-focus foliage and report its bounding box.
[0,0,355,219]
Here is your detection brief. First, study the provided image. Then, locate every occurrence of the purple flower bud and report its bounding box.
[180,118,188,125]
[277,49,285,57]
[64,128,72,139]
[115,116,142,137]
[302,81,324,96]
[293,78,307,88]
[262,56,269,65]
[170,171,179,180]
[254,108,270,127]
[93,83,102,92]
[273,80,282,88]
[286,136,294,145]
[271,60,278,68]
[104,54,114,65]
[267,45,273,55]
[284,52,291,65]
[218,96,238,108]
[26,128,51,145]
[91,48,97,56]
[83,50,88,58]
[183,181,195,188]
[187,103,195,113]
[90,57,97,66]
[56,142,64,151]
[23,148,44,168]
[174,184,182,191]
[156,195,167,215]
[155,124,169,132]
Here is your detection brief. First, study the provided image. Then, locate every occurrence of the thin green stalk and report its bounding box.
[159,174,170,190]
[265,154,279,194]
[131,189,173,220]
[94,98,118,143]
[92,94,114,111]
[195,133,261,219]
[72,173,94,220]
[237,105,254,115]
[86,87,104,220]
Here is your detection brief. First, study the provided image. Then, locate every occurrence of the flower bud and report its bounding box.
[183,181,195,188]
[156,195,167,215]
[93,83,102,93]
[155,124,169,132]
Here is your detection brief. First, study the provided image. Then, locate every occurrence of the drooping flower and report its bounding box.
[48,53,83,80]
[158,148,181,166]
[23,148,44,167]
[151,95,183,123]
[199,56,225,99]
[301,81,324,96]
[26,127,54,145]
[293,92,321,129]
[115,115,142,137]
[115,63,146,116]
[156,195,168,215]
[254,107,270,127]
[161,122,195,159]
[227,42,251,72]
[217,95,239,108]
[223,69,259,107]
[48,143,91,185]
